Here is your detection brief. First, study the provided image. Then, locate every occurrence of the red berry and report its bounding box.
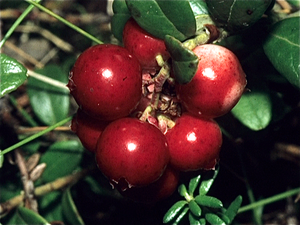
[176,44,247,118]
[67,44,142,121]
[123,18,170,70]
[165,113,222,172]
[95,117,170,190]
[71,109,109,153]
[119,166,180,203]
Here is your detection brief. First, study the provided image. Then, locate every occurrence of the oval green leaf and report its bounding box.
[231,89,272,131]
[62,188,84,225]
[174,206,189,225]
[194,195,223,208]
[189,199,202,217]
[263,17,300,89]
[111,0,131,41]
[163,200,187,223]
[178,184,189,198]
[16,206,50,225]
[39,191,63,222]
[199,166,219,195]
[156,0,196,37]
[205,213,226,225]
[165,35,199,84]
[188,212,201,225]
[189,175,201,196]
[206,0,273,32]
[126,0,187,41]
[0,53,27,98]
[39,140,84,182]
[27,64,69,125]
[224,195,243,223]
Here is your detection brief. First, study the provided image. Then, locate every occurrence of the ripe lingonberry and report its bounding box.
[95,117,170,190]
[67,44,142,121]
[176,44,247,118]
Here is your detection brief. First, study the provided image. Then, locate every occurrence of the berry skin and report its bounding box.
[119,166,180,204]
[176,44,247,118]
[123,18,170,70]
[67,44,142,121]
[95,117,170,190]
[165,113,222,172]
[71,109,109,153]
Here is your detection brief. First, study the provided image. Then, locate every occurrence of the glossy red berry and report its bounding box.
[119,166,180,203]
[165,113,222,172]
[123,18,170,70]
[95,117,170,190]
[176,44,247,118]
[71,109,109,153]
[67,44,142,121]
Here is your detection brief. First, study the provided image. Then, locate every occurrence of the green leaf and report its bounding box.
[62,188,85,225]
[163,200,188,223]
[263,17,300,89]
[39,191,63,222]
[189,199,202,217]
[39,140,84,182]
[194,195,223,208]
[231,89,272,131]
[205,213,226,225]
[199,166,219,195]
[224,195,243,223]
[173,206,189,225]
[189,175,201,196]
[16,206,50,225]
[216,212,231,224]
[206,0,273,32]
[178,184,189,198]
[0,53,27,98]
[27,64,69,125]
[126,0,187,41]
[111,0,131,41]
[165,35,199,84]
[188,212,202,225]
[156,0,196,37]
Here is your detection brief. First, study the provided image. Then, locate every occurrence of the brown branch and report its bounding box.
[0,168,91,218]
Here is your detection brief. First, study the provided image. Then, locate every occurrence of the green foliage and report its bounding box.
[27,65,69,125]
[206,0,274,32]
[164,35,199,84]
[0,53,27,98]
[16,206,50,225]
[111,0,131,41]
[163,167,243,225]
[263,17,300,89]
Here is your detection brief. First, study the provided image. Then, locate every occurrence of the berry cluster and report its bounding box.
[68,18,247,203]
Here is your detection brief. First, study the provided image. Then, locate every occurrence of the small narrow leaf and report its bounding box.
[17,206,50,225]
[0,151,3,168]
[231,89,272,131]
[189,199,202,217]
[0,53,27,98]
[178,184,189,198]
[263,17,300,89]
[205,213,226,225]
[189,212,201,225]
[224,195,243,223]
[195,195,223,208]
[163,200,188,223]
[62,188,84,225]
[189,175,201,196]
[165,35,199,84]
[173,206,189,225]
[199,166,219,195]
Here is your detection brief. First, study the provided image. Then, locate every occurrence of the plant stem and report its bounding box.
[238,187,300,213]
[25,0,103,45]
[27,70,69,91]
[0,3,37,49]
[1,116,72,155]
